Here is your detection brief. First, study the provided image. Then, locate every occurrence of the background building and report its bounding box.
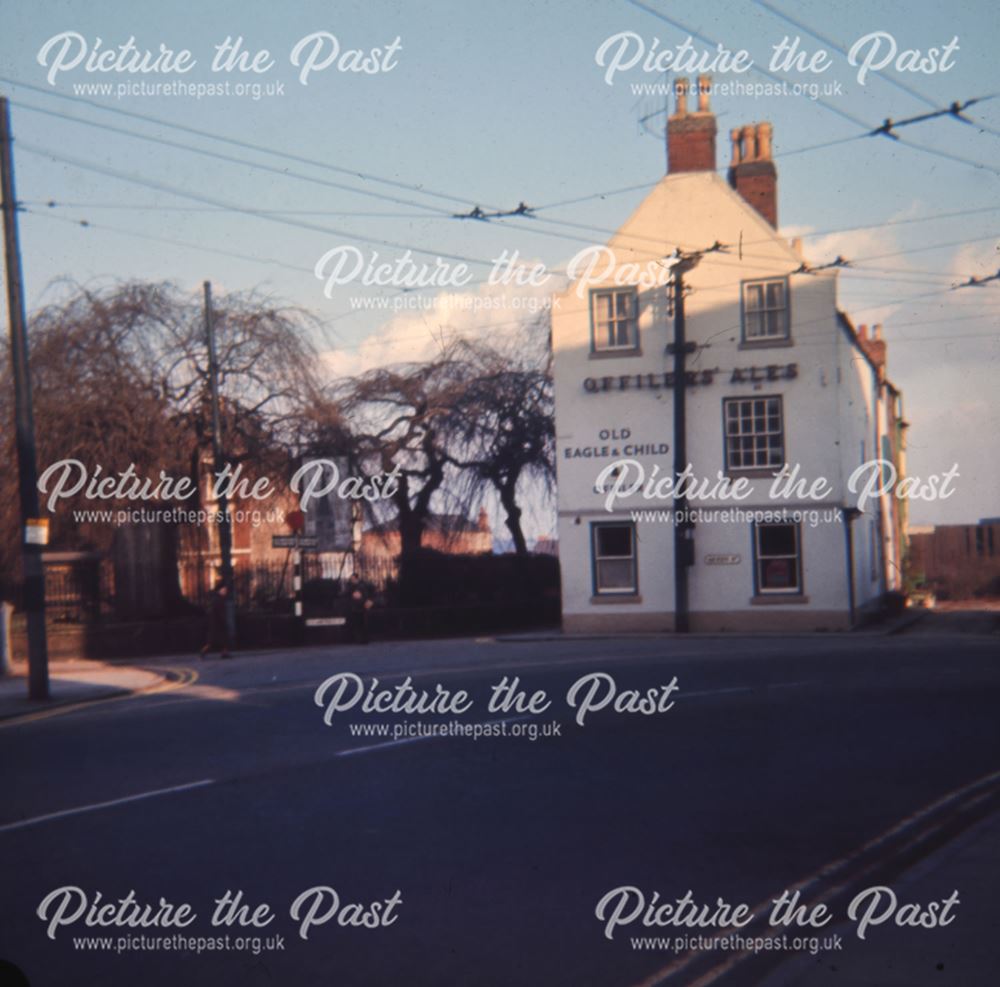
[908,519,1000,599]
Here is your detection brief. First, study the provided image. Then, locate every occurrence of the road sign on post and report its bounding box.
[272,535,320,550]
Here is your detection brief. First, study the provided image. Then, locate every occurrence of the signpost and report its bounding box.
[271,535,320,550]
[274,511,317,618]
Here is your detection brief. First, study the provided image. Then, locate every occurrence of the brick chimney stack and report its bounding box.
[857,323,888,379]
[727,121,778,227]
[667,75,717,173]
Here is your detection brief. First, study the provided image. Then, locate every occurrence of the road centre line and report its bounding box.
[0,779,216,835]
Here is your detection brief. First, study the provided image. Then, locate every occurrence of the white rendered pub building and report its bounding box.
[552,77,907,632]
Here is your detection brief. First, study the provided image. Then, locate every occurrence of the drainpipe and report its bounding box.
[842,507,861,627]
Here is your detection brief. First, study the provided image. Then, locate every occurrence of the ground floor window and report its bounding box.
[753,521,802,594]
[591,522,637,595]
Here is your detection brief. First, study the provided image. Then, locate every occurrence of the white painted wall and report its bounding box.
[553,171,895,628]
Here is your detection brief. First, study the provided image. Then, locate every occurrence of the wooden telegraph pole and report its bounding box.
[0,96,49,699]
[204,281,236,644]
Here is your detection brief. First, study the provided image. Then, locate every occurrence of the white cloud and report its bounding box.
[320,273,559,377]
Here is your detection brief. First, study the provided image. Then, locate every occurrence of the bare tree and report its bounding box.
[447,333,554,555]
[341,357,472,556]
[0,280,326,585]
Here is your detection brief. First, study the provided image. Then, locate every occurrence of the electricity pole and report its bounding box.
[666,242,725,634]
[669,256,698,634]
[1,96,49,699]
[203,281,236,644]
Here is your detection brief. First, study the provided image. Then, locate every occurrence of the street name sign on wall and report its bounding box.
[704,554,741,565]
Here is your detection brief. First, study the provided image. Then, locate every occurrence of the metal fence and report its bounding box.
[185,552,400,613]
[18,550,400,621]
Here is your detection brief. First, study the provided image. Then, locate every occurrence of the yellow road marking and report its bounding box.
[0,665,199,728]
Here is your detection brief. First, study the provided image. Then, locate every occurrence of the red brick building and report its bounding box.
[908,520,1000,599]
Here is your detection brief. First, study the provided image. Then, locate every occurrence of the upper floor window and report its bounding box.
[724,396,784,473]
[591,288,638,353]
[743,278,789,343]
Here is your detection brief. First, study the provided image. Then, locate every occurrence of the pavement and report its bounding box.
[897,600,1000,636]
[0,658,173,722]
[495,608,926,642]
[759,811,1000,986]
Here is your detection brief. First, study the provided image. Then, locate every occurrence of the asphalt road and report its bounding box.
[1,633,998,987]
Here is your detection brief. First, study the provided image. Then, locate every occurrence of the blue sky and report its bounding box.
[0,0,997,527]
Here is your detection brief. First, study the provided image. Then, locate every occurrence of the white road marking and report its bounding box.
[0,779,216,835]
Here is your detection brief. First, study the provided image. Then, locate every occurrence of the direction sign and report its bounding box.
[272,534,320,550]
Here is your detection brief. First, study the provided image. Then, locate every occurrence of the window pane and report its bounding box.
[596,525,632,558]
[597,559,633,590]
[760,557,796,590]
[759,523,796,557]
[744,280,787,340]
[725,398,783,470]
[593,290,636,350]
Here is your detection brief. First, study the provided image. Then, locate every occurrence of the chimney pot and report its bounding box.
[859,324,868,340]
[757,122,773,160]
[696,75,711,112]
[872,323,883,341]
[730,127,742,166]
[740,125,757,161]
[674,77,689,117]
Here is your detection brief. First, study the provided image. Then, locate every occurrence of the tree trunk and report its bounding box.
[393,476,425,555]
[398,514,424,555]
[499,480,528,556]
